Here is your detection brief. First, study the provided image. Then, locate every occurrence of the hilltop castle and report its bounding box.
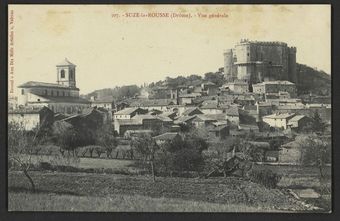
[224,39,297,84]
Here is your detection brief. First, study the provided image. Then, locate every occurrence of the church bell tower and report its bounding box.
[56,58,76,88]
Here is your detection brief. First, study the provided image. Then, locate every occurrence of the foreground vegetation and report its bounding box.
[8,192,283,212]
[7,117,331,212]
[8,171,319,212]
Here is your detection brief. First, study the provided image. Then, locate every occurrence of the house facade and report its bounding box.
[262,113,295,130]
[8,106,54,131]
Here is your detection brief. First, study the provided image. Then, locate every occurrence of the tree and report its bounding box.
[52,121,95,156]
[116,85,140,99]
[8,122,48,192]
[95,123,118,158]
[131,134,159,182]
[297,134,331,180]
[158,129,208,175]
[204,72,225,86]
[311,111,327,134]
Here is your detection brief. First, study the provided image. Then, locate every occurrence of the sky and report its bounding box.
[8,4,331,95]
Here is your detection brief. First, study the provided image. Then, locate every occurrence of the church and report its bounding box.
[17,58,90,114]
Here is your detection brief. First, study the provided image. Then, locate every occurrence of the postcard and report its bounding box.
[7,4,331,212]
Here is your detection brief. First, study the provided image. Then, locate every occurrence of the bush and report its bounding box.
[38,145,62,156]
[249,169,282,189]
[39,162,54,171]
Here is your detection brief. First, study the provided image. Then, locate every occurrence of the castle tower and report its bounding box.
[225,39,296,85]
[56,58,76,88]
[224,49,234,82]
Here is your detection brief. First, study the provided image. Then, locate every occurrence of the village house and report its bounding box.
[173,115,197,125]
[129,98,177,112]
[225,106,240,126]
[61,107,107,130]
[153,132,182,145]
[262,113,296,130]
[256,102,273,116]
[148,109,163,115]
[114,114,172,135]
[200,101,223,115]
[265,91,291,101]
[201,82,219,96]
[113,107,148,120]
[178,93,201,105]
[208,125,229,140]
[238,124,260,133]
[124,129,153,139]
[191,115,217,128]
[181,107,204,116]
[274,104,331,123]
[252,80,297,98]
[267,98,304,107]
[287,115,312,132]
[132,114,172,127]
[17,59,91,114]
[90,95,114,110]
[149,84,180,101]
[221,81,249,94]
[240,106,259,124]
[114,100,131,112]
[114,119,143,136]
[8,106,54,131]
[159,111,178,120]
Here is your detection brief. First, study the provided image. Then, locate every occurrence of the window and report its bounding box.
[60,69,65,78]
[57,91,59,96]
[44,89,47,95]
[62,91,65,96]
[247,53,250,57]
[21,89,24,95]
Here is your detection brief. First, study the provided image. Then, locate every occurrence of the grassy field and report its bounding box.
[9,192,283,212]
[8,171,316,212]
[253,164,331,189]
[8,156,331,212]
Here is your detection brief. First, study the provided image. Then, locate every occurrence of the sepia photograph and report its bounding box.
[7,4,331,212]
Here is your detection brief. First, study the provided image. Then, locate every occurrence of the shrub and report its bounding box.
[39,162,54,171]
[249,169,282,189]
[38,145,62,156]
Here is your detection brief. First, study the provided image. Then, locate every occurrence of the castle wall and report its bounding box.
[288,47,297,83]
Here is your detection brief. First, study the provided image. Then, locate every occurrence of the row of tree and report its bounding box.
[8,112,331,190]
[85,85,141,101]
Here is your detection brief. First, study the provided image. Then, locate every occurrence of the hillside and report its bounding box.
[84,63,331,99]
[296,63,331,95]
